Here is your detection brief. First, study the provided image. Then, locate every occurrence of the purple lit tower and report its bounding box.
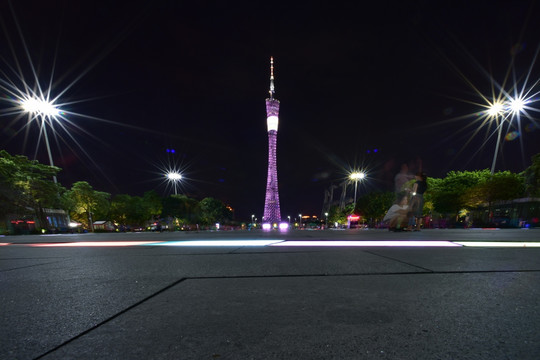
[263,56,281,225]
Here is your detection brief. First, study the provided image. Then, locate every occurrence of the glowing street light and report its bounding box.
[487,96,527,174]
[509,98,525,114]
[349,171,366,213]
[19,95,62,183]
[166,171,182,195]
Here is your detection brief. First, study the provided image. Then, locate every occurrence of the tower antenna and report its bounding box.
[269,56,275,98]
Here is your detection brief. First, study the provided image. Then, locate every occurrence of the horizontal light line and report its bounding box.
[270,241,462,247]
[31,241,160,247]
[146,240,284,247]
[455,242,540,247]
[6,240,540,248]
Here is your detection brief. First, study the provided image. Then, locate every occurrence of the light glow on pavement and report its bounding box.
[31,241,160,247]
[455,242,540,247]
[270,241,462,247]
[5,240,540,248]
[146,240,284,247]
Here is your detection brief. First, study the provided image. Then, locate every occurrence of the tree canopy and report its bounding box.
[0,150,62,228]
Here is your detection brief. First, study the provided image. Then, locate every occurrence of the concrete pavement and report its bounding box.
[1,229,540,359]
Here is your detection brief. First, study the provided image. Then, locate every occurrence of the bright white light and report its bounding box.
[509,98,526,113]
[147,240,283,247]
[262,223,272,230]
[167,172,182,180]
[20,97,60,117]
[487,102,504,116]
[350,171,366,180]
[271,241,462,247]
[33,241,160,247]
[267,115,279,131]
[455,242,540,247]
[279,222,289,230]
[68,222,80,228]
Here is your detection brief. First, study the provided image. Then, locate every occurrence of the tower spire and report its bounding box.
[269,56,275,98]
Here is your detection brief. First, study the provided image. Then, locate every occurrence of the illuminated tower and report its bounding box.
[263,56,281,225]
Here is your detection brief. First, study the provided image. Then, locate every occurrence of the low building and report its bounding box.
[93,221,116,231]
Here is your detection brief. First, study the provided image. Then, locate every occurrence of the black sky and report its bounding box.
[1,0,540,220]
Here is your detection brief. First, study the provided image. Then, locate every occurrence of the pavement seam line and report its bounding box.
[362,250,435,272]
[33,277,188,360]
[0,260,65,273]
[181,268,540,281]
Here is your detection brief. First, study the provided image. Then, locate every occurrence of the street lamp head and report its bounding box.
[349,171,366,181]
[487,102,504,117]
[166,172,182,181]
[20,96,60,118]
[509,98,526,114]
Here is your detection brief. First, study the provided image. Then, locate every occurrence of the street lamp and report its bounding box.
[487,102,505,175]
[19,96,62,183]
[299,213,302,229]
[325,212,329,228]
[487,97,525,174]
[166,171,182,195]
[251,214,255,227]
[349,171,366,213]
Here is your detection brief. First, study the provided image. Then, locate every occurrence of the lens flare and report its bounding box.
[504,131,520,141]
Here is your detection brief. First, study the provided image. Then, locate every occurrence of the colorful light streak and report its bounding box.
[31,241,160,247]
[4,240,540,248]
[144,240,283,247]
[454,242,540,248]
[270,241,462,247]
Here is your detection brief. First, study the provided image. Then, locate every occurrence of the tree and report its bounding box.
[327,204,353,227]
[523,153,540,197]
[142,190,163,221]
[62,181,110,231]
[429,170,487,217]
[199,197,233,226]
[0,150,62,230]
[109,194,133,226]
[162,195,200,226]
[463,171,524,208]
[355,191,395,225]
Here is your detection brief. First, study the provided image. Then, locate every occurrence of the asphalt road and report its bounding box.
[2,229,540,359]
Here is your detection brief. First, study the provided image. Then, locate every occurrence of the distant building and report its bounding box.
[1,208,69,234]
[93,221,115,231]
[471,197,540,228]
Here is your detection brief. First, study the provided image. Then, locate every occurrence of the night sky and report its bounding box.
[1,0,540,220]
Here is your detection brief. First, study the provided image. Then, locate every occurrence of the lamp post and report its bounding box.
[299,213,302,229]
[325,212,328,228]
[20,97,61,183]
[251,214,255,227]
[349,171,366,213]
[488,98,525,174]
[166,171,182,195]
[488,102,505,175]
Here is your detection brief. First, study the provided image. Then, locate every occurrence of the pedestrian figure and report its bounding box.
[383,192,410,231]
[408,172,428,231]
[394,163,414,194]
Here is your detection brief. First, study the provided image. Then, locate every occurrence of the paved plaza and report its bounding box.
[1,229,540,359]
